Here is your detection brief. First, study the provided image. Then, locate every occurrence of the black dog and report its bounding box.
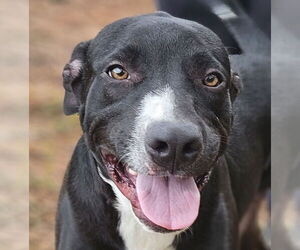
[56,6,270,250]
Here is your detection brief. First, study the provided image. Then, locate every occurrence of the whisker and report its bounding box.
[116,153,130,166]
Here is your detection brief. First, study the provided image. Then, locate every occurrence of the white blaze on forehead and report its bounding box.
[126,87,178,174]
[138,87,176,127]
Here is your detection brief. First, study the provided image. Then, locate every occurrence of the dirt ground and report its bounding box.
[30,0,155,249]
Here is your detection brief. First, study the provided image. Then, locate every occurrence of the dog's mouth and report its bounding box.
[98,148,211,232]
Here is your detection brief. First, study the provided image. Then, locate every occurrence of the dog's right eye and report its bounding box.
[107,65,130,80]
[203,73,223,87]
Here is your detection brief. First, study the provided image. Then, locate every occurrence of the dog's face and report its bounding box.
[62,12,241,233]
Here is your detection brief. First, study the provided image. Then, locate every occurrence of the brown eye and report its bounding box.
[204,73,222,87]
[107,65,129,80]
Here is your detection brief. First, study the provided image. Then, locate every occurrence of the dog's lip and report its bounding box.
[98,146,211,187]
[99,147,137,176]
[98,146,212,231]
[99,147,138,188]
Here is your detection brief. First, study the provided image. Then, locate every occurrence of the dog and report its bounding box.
[56,5,270,250]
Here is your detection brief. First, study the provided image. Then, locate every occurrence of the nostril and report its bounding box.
[183,140,201,157]
[151,140,169,154]
[145,121,202,168]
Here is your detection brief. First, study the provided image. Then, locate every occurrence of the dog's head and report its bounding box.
[62,12,241,233]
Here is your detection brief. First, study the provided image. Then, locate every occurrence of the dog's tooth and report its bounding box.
[127,168,137,176]
[148,169,155,175]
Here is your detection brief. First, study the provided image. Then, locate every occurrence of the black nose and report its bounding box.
[145,121,201,171]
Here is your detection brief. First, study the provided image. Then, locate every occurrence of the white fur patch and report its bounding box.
[140,87,176,124]
[69,59,82,77]
[127,87,178,173]
[95,88,183,249]
[97,167,177,250]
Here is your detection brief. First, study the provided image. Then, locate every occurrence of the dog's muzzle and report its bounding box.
[145,121,202,172]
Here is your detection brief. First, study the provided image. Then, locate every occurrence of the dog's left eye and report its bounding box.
[203,73,223,87]
[107,65,130,80]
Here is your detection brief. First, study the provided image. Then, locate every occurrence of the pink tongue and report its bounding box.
[136,175,200,230]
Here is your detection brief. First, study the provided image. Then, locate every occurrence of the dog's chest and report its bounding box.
[99,170,177,250]
[118,210,176,250]
[116,195,176,250]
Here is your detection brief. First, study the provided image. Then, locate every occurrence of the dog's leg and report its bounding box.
[56,193,96,250]
[239,192,270,250]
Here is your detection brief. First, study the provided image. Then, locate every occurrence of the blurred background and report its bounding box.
[30,0,154,249]
[0,1,28,249]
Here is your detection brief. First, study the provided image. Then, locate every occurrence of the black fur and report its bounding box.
[56,4,270,250]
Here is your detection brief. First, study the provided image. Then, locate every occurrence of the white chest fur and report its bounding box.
[114,182,177,250]
[98,168,177,250]
[117,199,176,250]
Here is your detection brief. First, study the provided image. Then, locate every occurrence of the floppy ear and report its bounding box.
[226,47,241,55]
[62,41,90,115]
[229,71,242,102]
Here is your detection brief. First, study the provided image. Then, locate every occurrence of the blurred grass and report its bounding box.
[30,0,155,249]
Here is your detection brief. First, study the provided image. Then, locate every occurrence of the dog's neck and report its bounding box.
[95,162,177,250]
[116,190,177,250]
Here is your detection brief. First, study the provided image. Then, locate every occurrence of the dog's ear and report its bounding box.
[62,41,90,115]
[226,47,242,55]
[229,71,242,102]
